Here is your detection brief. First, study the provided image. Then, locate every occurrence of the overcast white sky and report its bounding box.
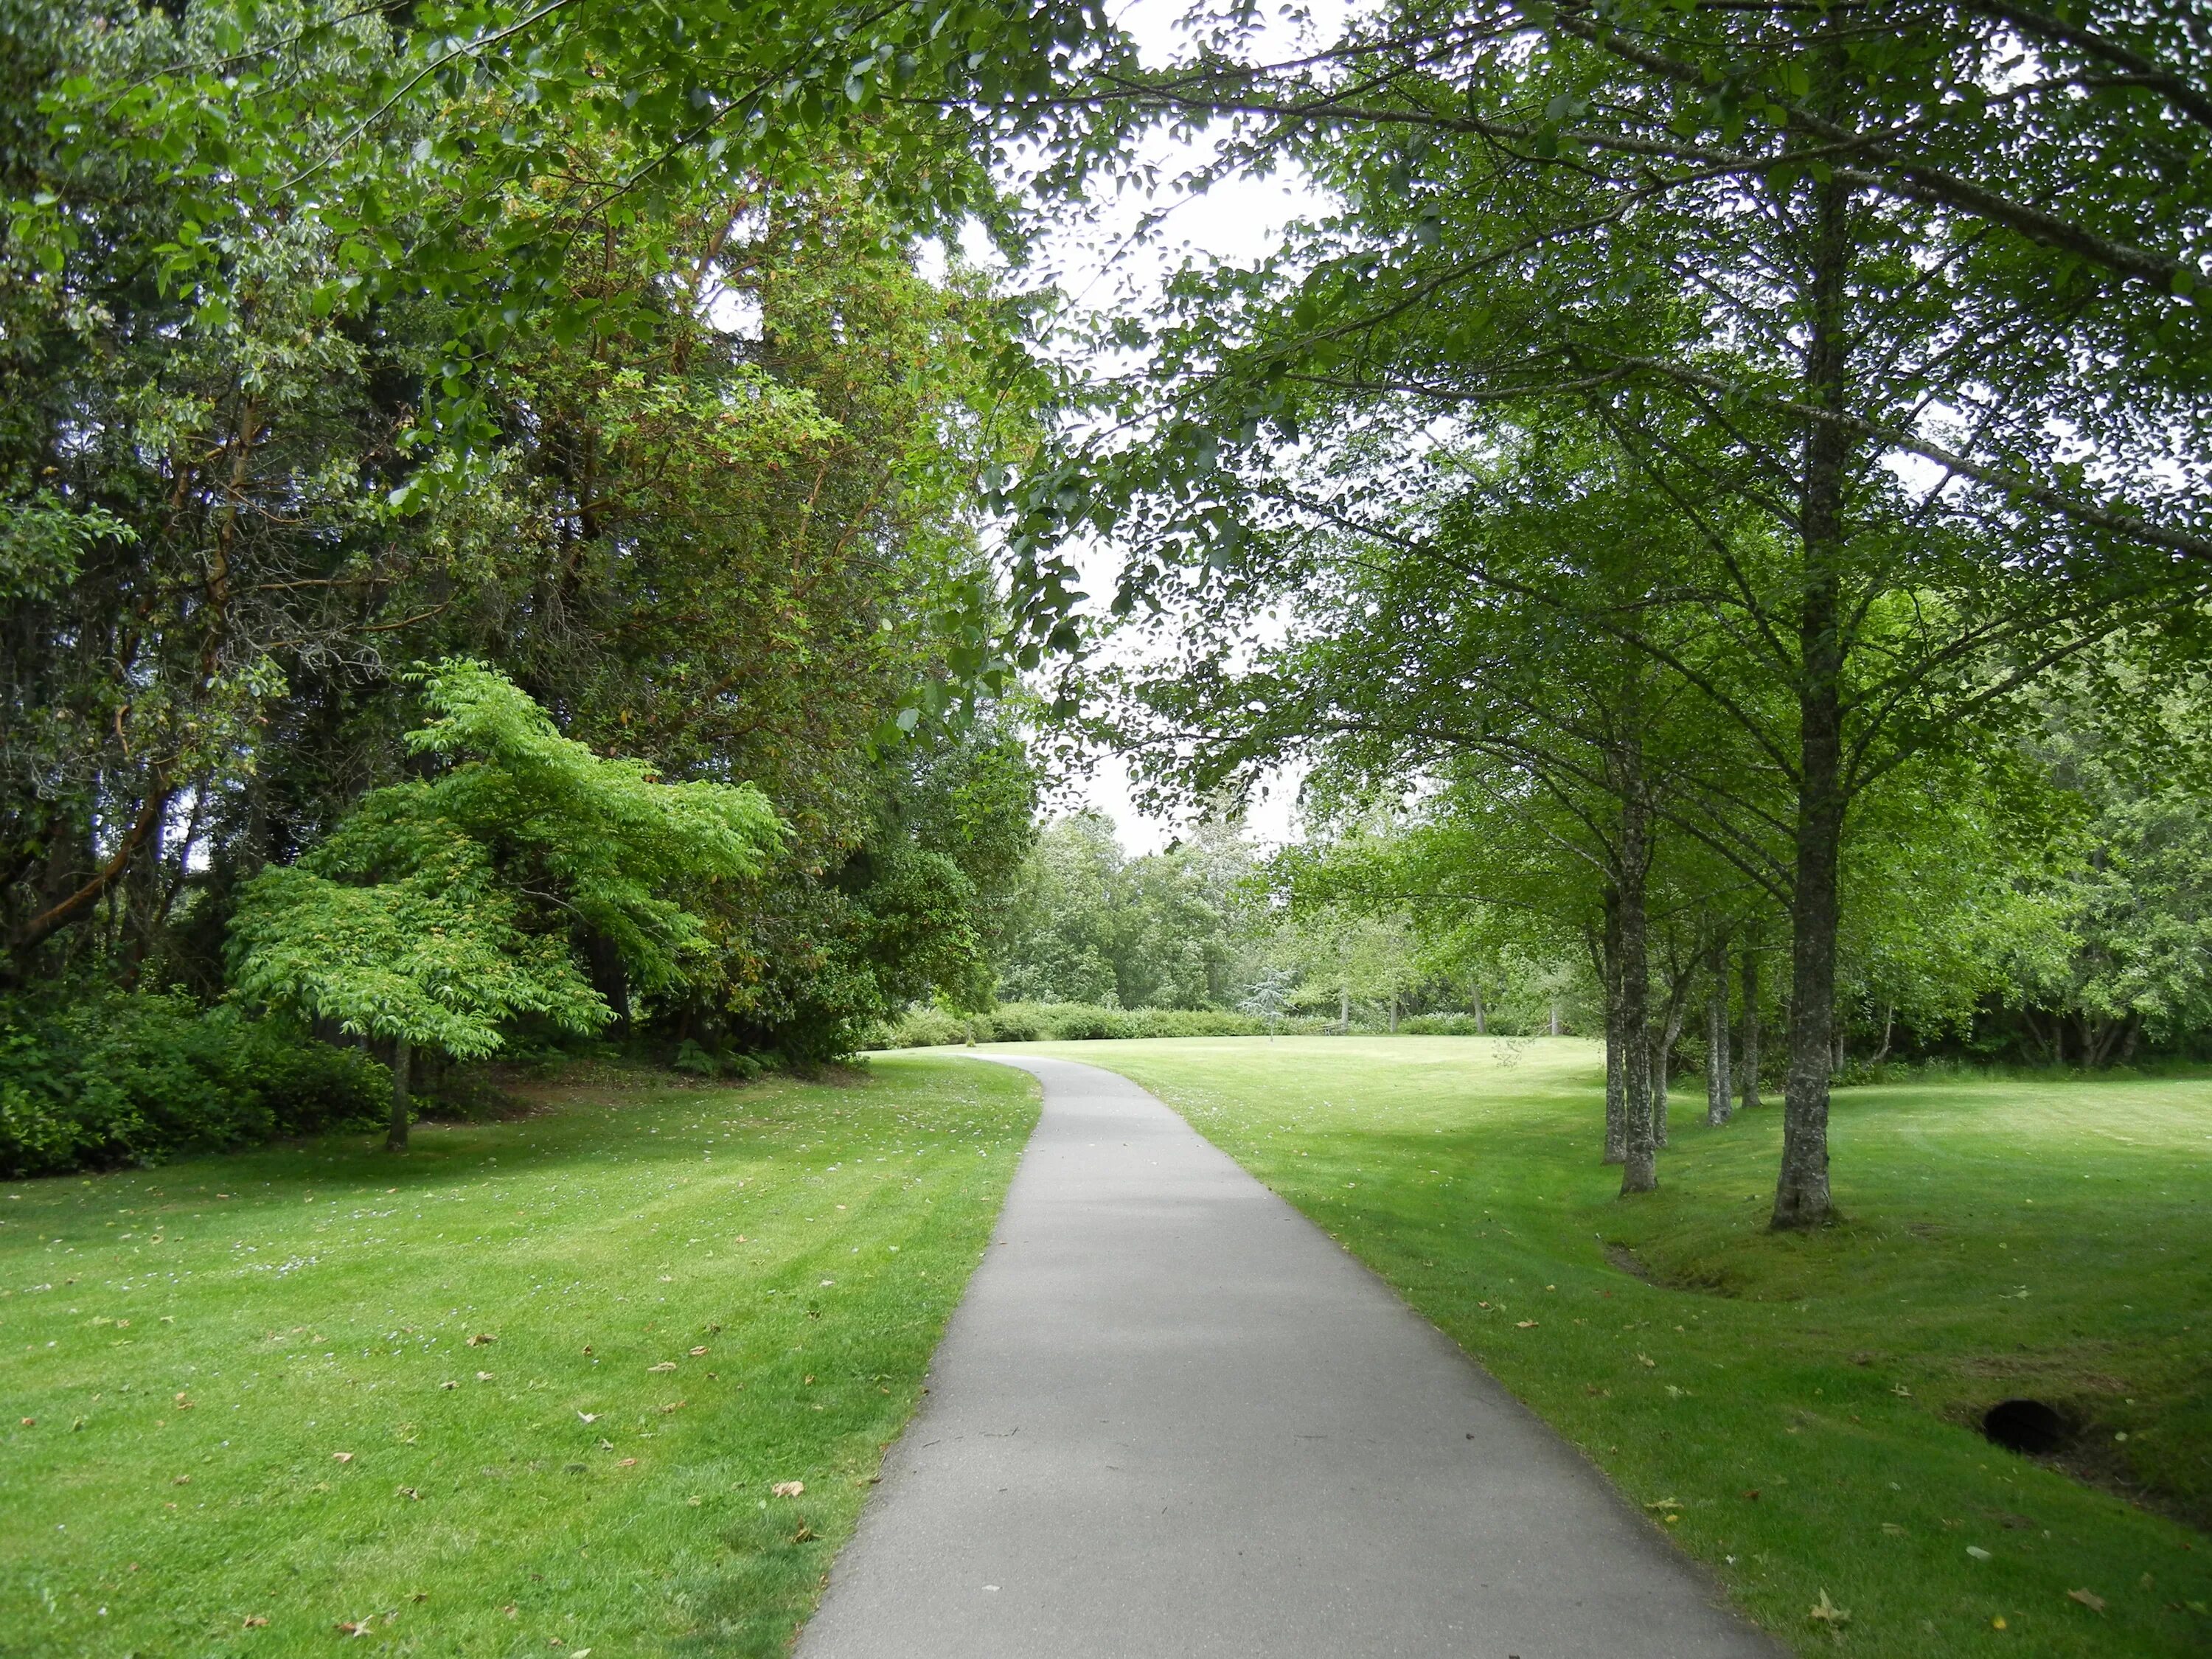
[998,0,1337,855]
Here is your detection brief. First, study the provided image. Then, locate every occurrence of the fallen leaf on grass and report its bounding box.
[659,1401,686,1414]
[1636,1354,1655,1368]
[2067,1588,2106,1613]
[793,1523,815,1543]
[772,1481,805,1498]
[18,1417,32,1427]
[1808,1590,1850,1629]
[1992,1616,2008,1630]
[647,1362,677,1374]
[173,1475,190,1486]
[1741,1489,1759,1501]
[617,1458,637,1467]
[476,1371,493,1382]
[242,1615,268,1628]
[1515,1321,1538,1329]
[689,1346,709,1357]
[331,1452,353,1464]
[336,1619,371,1637]
[1967,1546,1993,1561]
[1881,1523,1907,1536]
[396,1487,422,1500]
[467,1334,495,1347]
[440,1380,458,1390]
[1644,1498,1682,1512]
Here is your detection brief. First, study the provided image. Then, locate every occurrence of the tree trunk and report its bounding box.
[1871,1003,1894,1065]
[386,1037,413,1153]
[1602,890,1626,1164]
[1388,991,1398,1034]
[1548,1001,1560,1037]
[1652,993,1689,1149]
[1833,1018,1846,1074]
[1739,947,1763,1113]
[585,933,632,1035]
[1338,980,1349,1034]
[1706,932,1733,1125]
[1617,787,1658,1196]
[1772,162,1854,1233]
[1472,983,1486,1036]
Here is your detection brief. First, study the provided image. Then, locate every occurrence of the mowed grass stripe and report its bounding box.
[0,1054,1037,1658]
[1008,1035,2212,1659]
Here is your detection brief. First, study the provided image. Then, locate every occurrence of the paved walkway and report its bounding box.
[796,1055,1778,1658]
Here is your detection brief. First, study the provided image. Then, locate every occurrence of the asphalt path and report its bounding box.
[795,1053,1778,1659]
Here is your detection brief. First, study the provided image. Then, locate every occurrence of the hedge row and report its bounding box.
[1,992,392,1177]
[863,1002,1352,1048]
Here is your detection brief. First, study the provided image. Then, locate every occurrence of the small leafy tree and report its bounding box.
[227,661,782,1147]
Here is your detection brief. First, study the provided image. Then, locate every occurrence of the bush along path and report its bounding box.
[1035,1035,2212,1659]
[0,1054,1037,1658]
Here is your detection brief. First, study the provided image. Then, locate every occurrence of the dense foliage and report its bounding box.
[1008,0,2212,1225]
[0,1,1041,1166]
[0,990,389,1176]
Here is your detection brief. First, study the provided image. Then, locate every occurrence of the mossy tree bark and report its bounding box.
[1772,164,1854,1231]
[1705,932,1733,1126]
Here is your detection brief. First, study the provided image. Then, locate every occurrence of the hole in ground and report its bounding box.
[1983,1398,2070,1455]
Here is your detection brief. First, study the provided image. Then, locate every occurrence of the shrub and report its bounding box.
[860,1001,1345,1048]
[1399,1012,1482,1035]
[0,992,389,1177]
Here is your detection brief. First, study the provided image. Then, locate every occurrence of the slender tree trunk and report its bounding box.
[1772,164,1854,1233]
[386,1037,413,1152]
[1833,1018,1846,1074]
[1389,991,1398,1034]
[1339,981,1349,1034]
[1472,983,1486,1036]
[1706,932,1733,1125]
[1652,994,1688,1149]
[1618,787,1657,1196]
[1871,1003,1894,1065]
[1601,890,1626,1164]
[1548,1001,1560,1037]
[1740,947,1763,1113]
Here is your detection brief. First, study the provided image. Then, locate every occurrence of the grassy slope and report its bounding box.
[0,1054,1037,1659]
[1005,1034,2211,1659]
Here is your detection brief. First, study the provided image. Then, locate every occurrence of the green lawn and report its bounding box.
[1000,1034,2211,1659]
[0,1054,1037,1659]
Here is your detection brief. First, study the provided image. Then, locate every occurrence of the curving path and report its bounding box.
[796,1054,1778,1659]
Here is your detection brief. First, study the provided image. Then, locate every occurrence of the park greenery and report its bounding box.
[0,1055,1040,1657]
[1013,1036,2210,1659]
[2,0,2211,1644]
[2,0,2208,1214]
